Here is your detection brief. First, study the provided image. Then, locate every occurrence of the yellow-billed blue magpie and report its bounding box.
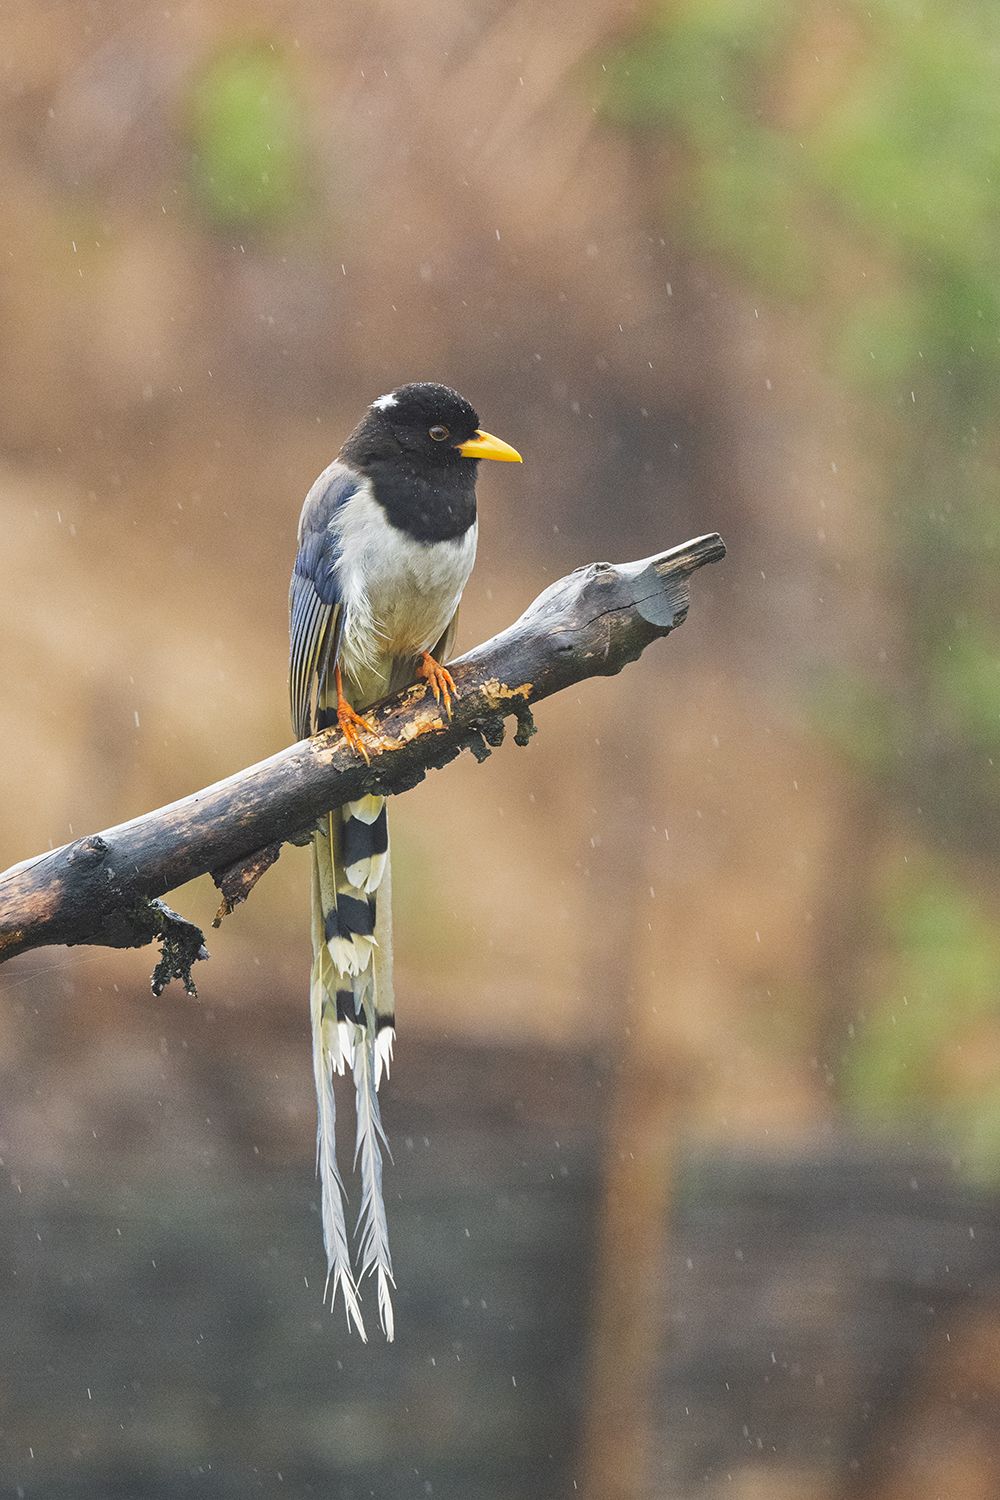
[289,382,522,1340]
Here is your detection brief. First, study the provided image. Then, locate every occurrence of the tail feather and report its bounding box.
[309,789,396,1339]
[353,1013,396,1341]
[342,796,389,893]
[375,1021,395,1087]
[315,1015,367,1339]
[310,869,366,1339]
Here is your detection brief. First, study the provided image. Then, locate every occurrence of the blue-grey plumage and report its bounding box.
[289,383,522,1340]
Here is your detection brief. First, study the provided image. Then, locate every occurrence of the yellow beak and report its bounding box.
[457,428,523,462]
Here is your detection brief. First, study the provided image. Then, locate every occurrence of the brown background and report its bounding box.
[2,4,998,1499]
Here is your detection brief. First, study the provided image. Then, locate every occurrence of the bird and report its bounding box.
[288,381,522,1341]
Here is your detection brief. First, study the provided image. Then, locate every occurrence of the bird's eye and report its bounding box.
[428,424,450,441]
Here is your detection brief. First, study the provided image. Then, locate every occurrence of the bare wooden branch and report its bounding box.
[0,534,725,985]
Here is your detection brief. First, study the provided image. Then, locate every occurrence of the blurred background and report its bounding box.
[2,1,1000,1496]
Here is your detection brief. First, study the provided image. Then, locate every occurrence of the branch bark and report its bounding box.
[0,533,725,987]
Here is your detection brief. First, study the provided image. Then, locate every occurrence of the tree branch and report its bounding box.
[0,534,725,987]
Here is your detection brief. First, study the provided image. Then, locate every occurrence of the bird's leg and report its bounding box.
[417,652,458,719]
[335,666,378,764]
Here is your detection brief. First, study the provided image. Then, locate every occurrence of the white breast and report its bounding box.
[333,482,477,700]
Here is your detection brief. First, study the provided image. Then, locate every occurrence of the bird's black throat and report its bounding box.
[360,455,478,544]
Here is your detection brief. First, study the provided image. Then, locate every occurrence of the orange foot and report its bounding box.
[336,666,379,765]
[417,652,458,719]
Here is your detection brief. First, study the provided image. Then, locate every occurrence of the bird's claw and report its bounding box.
[336,701,378,764]
[334,664,380,763]
[417,653,458,718]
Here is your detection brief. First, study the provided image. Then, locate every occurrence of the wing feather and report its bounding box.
[289,462,362,738]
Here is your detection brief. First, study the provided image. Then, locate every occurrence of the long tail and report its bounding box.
[310,791,396,1339]
[310,860,365,1339]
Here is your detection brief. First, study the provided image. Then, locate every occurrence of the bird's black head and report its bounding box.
[341,382,522,471]
[338,381,521,542]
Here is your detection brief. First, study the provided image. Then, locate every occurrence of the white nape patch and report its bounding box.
[371,392,398,411]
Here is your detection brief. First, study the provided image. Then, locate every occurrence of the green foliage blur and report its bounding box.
[187,43,306,229]
[604,0,1000,1166]
[846,863,1000,1181]
[605,0,1000,396]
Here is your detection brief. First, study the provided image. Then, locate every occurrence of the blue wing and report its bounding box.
[289,461,361,739]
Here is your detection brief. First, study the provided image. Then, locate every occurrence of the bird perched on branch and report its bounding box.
[289,382,522,1340]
